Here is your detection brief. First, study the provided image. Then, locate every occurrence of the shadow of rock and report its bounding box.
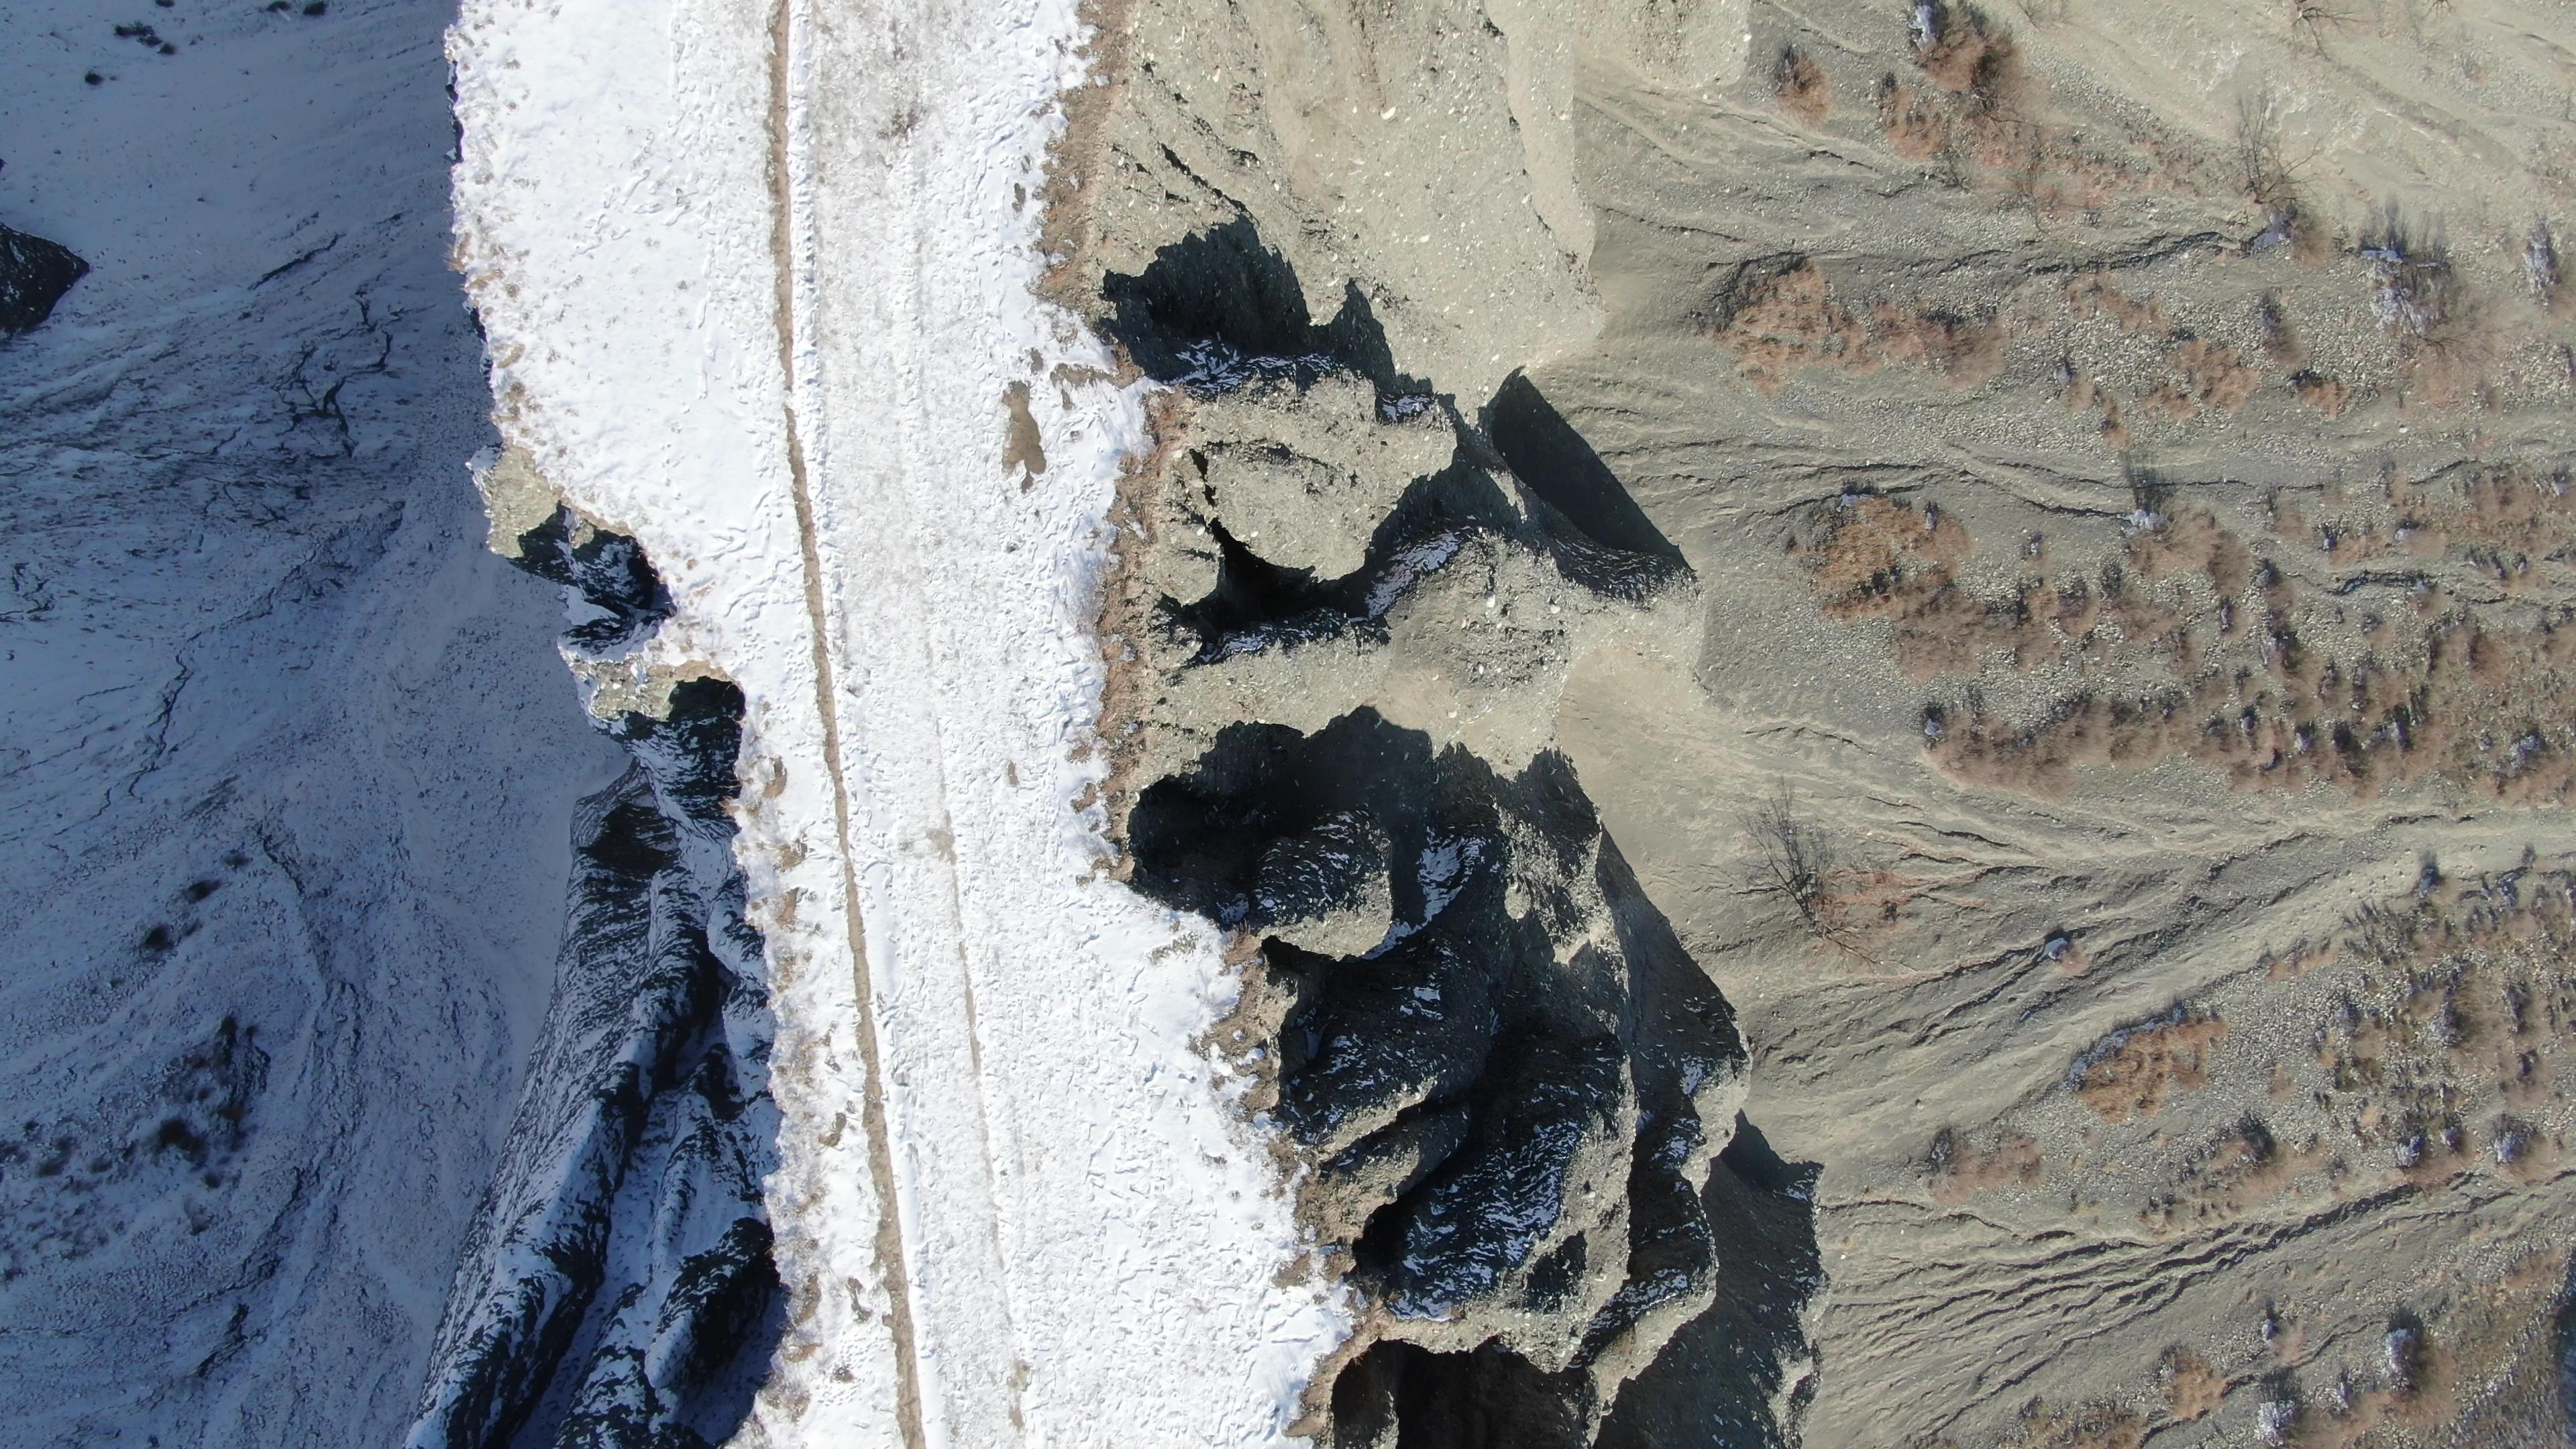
[1104,213,1433,402]
[1482,372,1690,597]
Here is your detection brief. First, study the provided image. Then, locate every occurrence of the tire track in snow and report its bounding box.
[765,2,928,1442]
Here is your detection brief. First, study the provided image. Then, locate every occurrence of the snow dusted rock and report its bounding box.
[0,223,87,334]
[406,505,785,1449]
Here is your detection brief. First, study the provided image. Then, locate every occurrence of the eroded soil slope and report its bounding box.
[1051,0,2576,1444]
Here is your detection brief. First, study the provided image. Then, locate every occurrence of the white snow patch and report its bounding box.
[446,0,1349,1444]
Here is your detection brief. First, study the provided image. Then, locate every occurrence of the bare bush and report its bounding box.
[2527,221,2562,310]
[1742,786,1835,935]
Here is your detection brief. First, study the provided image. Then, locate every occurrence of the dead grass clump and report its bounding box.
[1711,260,2005,393]
[1774,45,1831,125]
[2159,1347,2226,1421]
[2074,1010,2229,1122]
[1926,1127,2044,1203]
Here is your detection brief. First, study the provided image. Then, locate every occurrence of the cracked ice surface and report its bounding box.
[445,0,1349,1443]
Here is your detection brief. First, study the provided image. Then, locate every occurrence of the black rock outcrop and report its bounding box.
[0,223,89,335]
[1130,712,1816,1446]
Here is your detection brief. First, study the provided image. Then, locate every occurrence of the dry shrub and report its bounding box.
[2097,398,2131,448]
[2383,462,2576,581]
[1741,786,1835,934]
[2362,218,2498,407]
[1712,260,2005,394]
[2063,282,2264,430]
[2065,272,2165,333]
[1912,3,2018,97]
[1790,494,2061,680]
[2257,292,2300,364]
[2159,1347,2226,1421]
[2291,371,2350,417]
[2074,1011,2229,1121]
[2288,0,2352,56]
[1774,45,1831,125]
[2526,222,2563,313]
[1874,43,2154,217]
[2017,1400,2145,1449]
[2166,337,2261,414]
[2127,508,2251,596]
[2237,93,2334,265]
[1919,496,2576,800]
[2261,939,2337,980]
[2141,1115,2322,1234]
[1926,1126,2043,1203]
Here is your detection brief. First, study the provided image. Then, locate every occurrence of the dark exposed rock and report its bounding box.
[1114,219,1691,667]
[0,224,90,335]
[1128,712,1815,1446]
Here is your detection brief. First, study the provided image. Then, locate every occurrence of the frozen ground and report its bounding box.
[445,0,1346,1444]
[0,0,624,1444]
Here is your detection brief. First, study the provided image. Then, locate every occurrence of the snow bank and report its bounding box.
[445,0,1348,1442]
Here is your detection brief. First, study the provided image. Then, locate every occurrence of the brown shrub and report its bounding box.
[1774,45,1831,125]
[1913,5,2018,98]
[1927,1127,2044,1203]
[2075,1012,2229,1122]
[1919,498,2576,800]
[2256,292,2301,365]
[2167,337,2261,414]
[2098,398,2131,448]
[1875,54,2153,216]
[2292,371,2351,417]
[1713,260,2005,394]
[1790,494,2065,680]
[2066,272,2165,333]
[2127,509,2252,596]
[2159,1347,2225,1421]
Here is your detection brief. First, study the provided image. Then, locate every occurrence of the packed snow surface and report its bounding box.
[447,0,1348,1442]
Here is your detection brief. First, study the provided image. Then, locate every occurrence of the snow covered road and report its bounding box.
[446,0,1346,1442]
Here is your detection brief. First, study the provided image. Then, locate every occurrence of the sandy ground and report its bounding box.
[1063,0,2576,1442]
